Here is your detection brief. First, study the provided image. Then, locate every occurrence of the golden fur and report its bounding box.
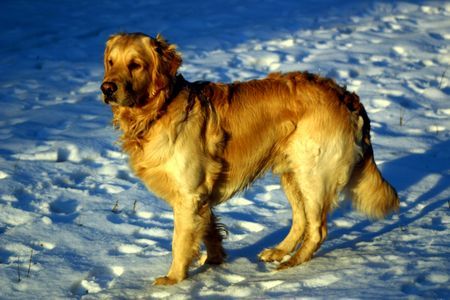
[101,33,399,285]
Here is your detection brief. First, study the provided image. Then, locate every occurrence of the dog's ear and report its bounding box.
[153,34,182,77]
[144,34,182,92]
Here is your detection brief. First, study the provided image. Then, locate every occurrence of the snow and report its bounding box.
[0,0,449,298]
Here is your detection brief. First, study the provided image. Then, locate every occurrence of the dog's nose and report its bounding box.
[101,82,118,97]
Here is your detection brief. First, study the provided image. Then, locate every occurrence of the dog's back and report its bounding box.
[204,72,398,217]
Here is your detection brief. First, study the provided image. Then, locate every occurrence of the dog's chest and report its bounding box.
[128,123,206,202]
[133,130,186,174]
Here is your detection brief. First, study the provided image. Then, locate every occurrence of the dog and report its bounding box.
[101,32,399,285]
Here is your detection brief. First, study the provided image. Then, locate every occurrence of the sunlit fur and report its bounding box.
[102,33,399,285]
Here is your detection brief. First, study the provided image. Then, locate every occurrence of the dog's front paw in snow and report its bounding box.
[153,276,180,286]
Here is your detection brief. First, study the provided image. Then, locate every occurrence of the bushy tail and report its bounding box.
[347,100,399,219]
[348,148,399,219]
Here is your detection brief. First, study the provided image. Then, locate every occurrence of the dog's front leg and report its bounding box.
[153,200,209,285]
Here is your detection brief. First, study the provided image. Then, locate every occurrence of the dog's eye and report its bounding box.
[128,62,141,72]
[108,59,113,67]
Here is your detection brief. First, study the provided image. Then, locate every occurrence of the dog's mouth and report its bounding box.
[103,94,138,107]
[103,96,115,105]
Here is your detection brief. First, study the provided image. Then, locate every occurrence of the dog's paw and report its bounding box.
[153,276,180,286]
[277,260,296,270]
[205,257,225,265]
[205,253,226,265]
[196,253,225,266]
[276,253,311,270]
[258,248,288,262]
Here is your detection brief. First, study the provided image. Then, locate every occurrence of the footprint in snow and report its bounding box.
[370,55,390,67]
[99,183,124,194]
[0,248,14,264]
[49,199,79,215]
[367,98,392,114]
[49,198,80,223]
[12,143,82,163]
[327,69,359,81]
[71,265,124,296]
[58,144,83,163]
[401,272,449,296]
[428,32,446,41]
[52,171,89,188]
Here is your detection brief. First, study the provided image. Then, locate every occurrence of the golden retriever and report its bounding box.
[101,32,399,285]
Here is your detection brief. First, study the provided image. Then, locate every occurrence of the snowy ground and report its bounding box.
[0,0,449,298]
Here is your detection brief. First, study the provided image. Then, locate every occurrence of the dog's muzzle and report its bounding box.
[101,81,118,104]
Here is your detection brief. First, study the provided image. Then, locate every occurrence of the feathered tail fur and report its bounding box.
[348,102,399,219]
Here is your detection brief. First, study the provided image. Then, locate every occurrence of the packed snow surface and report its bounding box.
[0,0,449,298]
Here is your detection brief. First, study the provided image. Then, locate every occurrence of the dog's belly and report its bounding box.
[211,120,296,203]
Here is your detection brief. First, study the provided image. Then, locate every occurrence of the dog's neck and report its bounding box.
[111,74,188,151]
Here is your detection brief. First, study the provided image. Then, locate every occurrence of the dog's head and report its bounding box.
[101,33,182,107]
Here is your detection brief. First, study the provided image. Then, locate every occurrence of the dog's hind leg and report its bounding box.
[277,175,332,270]
[259,172,306,262]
